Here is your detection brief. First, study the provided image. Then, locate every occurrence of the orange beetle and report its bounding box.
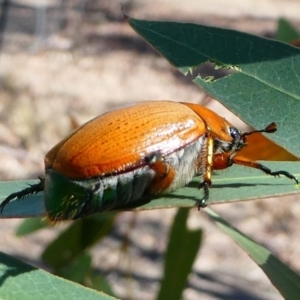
[0,101,298,221]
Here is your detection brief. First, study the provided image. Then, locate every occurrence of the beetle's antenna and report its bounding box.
[242,122,277,137]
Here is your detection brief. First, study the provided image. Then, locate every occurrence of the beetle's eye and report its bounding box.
[229,127,240,140]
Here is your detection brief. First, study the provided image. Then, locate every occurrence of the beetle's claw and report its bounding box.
[197,199,207,211]
[0,178,45,213]
[258,164,298,184]
[198,181,209,210]
[272,171,299,184]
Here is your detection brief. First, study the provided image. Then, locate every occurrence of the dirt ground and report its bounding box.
[0,1,300,299]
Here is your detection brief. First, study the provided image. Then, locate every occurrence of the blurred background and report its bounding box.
[0,1,300,299]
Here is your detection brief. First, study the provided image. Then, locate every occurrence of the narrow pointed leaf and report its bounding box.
[16,217,48,236]
[157,208,202,300]
[90,273,116,295]
[42,213,116,269]
[57,252,92,284]
[205,208,300,299]
[276,18,300,42]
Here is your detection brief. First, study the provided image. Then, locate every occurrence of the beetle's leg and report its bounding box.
[232,155,299,184]
[197,135,214,209]
[0,177,45,213]
[198,181,210,209]
[145,152,176,194]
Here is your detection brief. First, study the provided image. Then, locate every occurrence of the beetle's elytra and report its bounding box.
[0,101,298,221]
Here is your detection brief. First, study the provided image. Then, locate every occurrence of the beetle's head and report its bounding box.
[213,124,245,154]
[214,121,277,154]
[227,125,246,151]
[212,122,277,171]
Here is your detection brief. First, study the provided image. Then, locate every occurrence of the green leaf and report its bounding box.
[90,273,115,296]
[15,217,48,236]
[156,208,202,300]
[57,252,92,284]
[56,253,116,297]
[42,213,116,269]
[0,251,117,300]
[1,162,299,216]
[205,208,300,300]
[126,16,300,158]
[276,18,300,42]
